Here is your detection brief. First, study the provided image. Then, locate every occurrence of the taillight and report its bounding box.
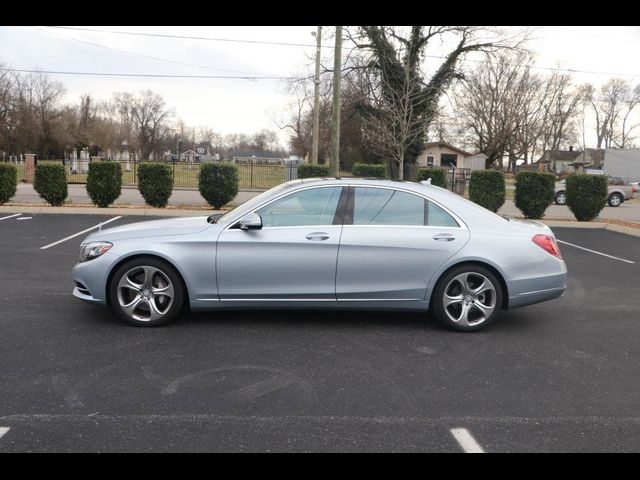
[532,234,562,259]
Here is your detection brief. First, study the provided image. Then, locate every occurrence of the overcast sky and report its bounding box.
[1,25,640,148]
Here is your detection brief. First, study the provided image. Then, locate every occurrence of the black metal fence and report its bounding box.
[4,159,297,190]
[4,158,474,193]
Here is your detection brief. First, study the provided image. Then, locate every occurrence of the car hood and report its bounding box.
[83,216,213,242]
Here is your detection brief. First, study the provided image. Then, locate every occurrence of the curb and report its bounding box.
[542,220,640,238]
[0,205,221,217]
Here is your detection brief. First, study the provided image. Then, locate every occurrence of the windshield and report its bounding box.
[215,182,297,225]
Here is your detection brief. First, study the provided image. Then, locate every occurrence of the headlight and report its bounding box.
[78,242,113,263]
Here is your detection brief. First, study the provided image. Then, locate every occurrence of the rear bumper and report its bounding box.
[508,285,566,309]
[507,266,567,309]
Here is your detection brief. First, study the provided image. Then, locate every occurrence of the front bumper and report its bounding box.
[72,286,103,305]
[71,252,115,306]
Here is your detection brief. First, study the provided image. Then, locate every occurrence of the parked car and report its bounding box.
[554,177,638,207]
[72,178,567,332]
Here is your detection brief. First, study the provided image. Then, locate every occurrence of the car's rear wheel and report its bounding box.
[109,257,185,327]
[555,191,566,205]
[608,192,623,207]
[431,265,502,332]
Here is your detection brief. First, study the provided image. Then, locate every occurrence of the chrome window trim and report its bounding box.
[222,184,346,232]
[222,182,467,232]
[348,184,467,230]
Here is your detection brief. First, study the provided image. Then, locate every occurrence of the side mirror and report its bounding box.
[238,212,262,230]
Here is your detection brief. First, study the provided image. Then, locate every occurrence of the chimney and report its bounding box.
[569,146,574,152]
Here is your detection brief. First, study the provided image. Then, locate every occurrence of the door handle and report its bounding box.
[306,232,330,241]
[433,233,456,242]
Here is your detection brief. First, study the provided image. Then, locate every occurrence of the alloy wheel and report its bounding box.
[442,272,497,327]
[116,266,175,322]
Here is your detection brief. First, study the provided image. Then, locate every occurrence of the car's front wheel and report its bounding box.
[431,265,502,332]
[608,192,623,207]
[555,191,566,205]
[109,257,185,327]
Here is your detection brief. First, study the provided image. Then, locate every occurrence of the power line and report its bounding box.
[0,68,306,80]
[13,26,640,81]
[43,26,325,48]
[31,26,268,77]
[540,26,640,45]
[420,51,640,78]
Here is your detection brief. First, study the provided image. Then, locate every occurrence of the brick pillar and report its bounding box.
[25,153,36,183]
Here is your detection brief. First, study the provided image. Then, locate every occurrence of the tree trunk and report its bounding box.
[508,151,517,172]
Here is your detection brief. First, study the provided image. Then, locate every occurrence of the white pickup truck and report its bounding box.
[554,176,638,207]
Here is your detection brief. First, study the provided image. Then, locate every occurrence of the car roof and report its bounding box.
[287,177,429,191]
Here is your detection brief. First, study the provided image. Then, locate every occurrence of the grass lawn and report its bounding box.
[13,161,289,190]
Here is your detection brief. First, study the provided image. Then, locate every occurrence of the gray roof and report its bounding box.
[422,142,473,157]
[535,150,582,164]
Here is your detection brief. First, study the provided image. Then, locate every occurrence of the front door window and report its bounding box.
[256,187,342,227]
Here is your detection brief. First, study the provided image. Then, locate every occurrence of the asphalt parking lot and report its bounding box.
[1,213,639,452]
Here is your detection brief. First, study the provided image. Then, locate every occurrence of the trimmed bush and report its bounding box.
[198,163,239,209]
[86,161,122,208]
[352,162,386,178]
[0,163,18,205]
[514,171,556,219]
[566,173,608,221]
[468,170,505,213]
[417,168,447,188]
[297,163,331,178]
[33,163,68,206]
[137,162,173,208]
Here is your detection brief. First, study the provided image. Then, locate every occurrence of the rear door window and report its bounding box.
[352,187,458,227]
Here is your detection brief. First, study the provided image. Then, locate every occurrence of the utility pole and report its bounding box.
[311,26,322,165]
[329,26,342,177]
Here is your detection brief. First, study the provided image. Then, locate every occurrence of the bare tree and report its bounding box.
[347,26,527,165]
[274,74,334,161]
[0,64,17,156]
[538,72,584,158]
[584,79,638,148]
[454,52,533,169]
[362,72,427,179]
[617,83,640,148]
[113,90,173,160]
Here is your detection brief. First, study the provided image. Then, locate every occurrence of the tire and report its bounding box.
[431,265,503,332]
[555,191,566,205]
[608,192,623,207]
[109,256,185,327]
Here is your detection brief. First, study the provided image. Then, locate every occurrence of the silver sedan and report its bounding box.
[72,178,567,331]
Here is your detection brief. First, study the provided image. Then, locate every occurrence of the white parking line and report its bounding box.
[0,427,9,440]
[450,428,485,453]
[556,239,635,264]
[40,216,122,250]
[0,213,22,222]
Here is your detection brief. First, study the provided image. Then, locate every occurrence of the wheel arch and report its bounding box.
[105,253,191,311]
[428,260,510,310]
